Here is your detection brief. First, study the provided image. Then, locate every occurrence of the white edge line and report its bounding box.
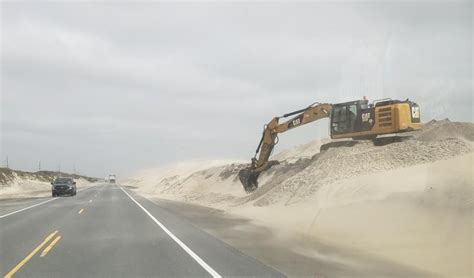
[118,186,222,278]
[0,198,57,219]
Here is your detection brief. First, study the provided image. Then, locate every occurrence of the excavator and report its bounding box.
[239,98,421,193]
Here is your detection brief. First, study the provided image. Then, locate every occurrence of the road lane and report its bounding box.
[0,184,284,277]
[24,184,210,277]
[0,198,57,219]
[0,184,101,275]
[4,231,59,278]
[0,185,97,218]
[122,187,286,277]
[118,186,221,277]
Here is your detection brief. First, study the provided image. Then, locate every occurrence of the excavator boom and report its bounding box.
[239,103,332,192]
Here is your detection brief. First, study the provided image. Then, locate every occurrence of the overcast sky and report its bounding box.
[1,1,472,178]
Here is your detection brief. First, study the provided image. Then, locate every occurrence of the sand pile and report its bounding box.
[414,118,474,141]
[272,138,332,163]
[253,137,471,206]
[231,153,472,277]
[130,160,248,208]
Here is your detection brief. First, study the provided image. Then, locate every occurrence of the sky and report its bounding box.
[1,1,472,178]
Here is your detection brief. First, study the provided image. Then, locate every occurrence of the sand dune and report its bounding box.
[0,170,95,199]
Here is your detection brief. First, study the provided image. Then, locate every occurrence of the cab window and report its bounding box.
[331,104,358,134]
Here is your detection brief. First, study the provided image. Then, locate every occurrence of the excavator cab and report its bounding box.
[330,99,370,137]
[330,99,421,140]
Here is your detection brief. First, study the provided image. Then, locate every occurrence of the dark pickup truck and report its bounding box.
[51,177,77,197]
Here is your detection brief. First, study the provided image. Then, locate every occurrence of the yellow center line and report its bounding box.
[4,230,58,278]
[40,236,61,257]
[78,208,84,214]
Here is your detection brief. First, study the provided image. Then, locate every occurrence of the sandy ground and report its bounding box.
[128,120,474,277]
[146,196,432,277]
[231,154,473,277]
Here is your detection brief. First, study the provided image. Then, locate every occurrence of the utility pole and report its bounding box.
[58,164,61,177]
[6,156,9,169]
[38,161,41,171]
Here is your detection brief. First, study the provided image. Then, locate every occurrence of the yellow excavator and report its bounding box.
[239,98,421,192]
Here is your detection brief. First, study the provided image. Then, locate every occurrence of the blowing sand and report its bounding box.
[128,119,474,277]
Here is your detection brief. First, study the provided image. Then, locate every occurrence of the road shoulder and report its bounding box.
[139,195,434,278]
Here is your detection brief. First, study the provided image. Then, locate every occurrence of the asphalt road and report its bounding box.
[0,183,284,278]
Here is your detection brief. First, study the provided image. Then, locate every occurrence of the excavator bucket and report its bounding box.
[238,168,259,193]
[239,160,280,193]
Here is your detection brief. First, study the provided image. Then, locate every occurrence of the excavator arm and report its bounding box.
[239,102,332,192]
